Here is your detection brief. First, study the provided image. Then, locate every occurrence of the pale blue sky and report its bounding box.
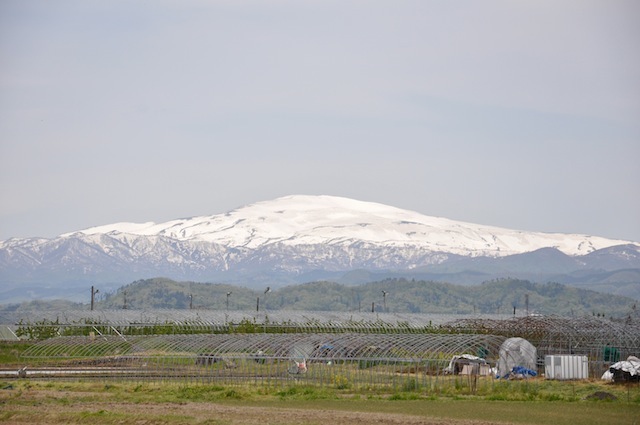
[1,0,639,242]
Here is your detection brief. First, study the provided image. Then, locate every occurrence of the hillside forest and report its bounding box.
[5,277,635,319]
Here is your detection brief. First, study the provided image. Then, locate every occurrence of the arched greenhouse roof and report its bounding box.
[0,309,514,332]
[5,310,638,356]
[21,333,507,362]
[444,315,640,353]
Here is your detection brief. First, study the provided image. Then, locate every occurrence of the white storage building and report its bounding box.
[544,355,589,380]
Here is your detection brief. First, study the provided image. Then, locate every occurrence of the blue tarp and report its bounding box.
[497,366,537,379]
[512,366,537,377]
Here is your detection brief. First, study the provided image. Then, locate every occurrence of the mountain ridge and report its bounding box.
[52,195,636,256]
[1,195,639,301]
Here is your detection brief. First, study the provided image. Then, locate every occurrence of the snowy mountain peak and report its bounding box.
[2,195,639,300]
[63,194,634,257]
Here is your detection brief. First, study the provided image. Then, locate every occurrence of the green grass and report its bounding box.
[0,380,638,425]
[261,399,640,425]
[0,341,32,366]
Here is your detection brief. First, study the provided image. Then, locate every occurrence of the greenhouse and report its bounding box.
[443,315,640,363]
[2,309,639,389]
[17,332,506,390]
[0,309,509,335]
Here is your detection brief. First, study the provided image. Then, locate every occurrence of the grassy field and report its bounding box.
[0,379,638,425]
[1,341,639,424]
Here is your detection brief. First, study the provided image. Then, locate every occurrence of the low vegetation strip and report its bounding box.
[0,381,638,425]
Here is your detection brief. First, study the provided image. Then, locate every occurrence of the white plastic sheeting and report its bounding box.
[443,354,489,375]
[496,337,537,378]
[601,356,640,382]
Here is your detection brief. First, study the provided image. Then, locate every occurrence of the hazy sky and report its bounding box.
[1,1,639,242]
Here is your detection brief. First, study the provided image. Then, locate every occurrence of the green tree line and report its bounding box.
[78,277,636,318]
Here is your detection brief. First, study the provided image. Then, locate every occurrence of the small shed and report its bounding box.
[544,355,588,380]
[444,354,491,376]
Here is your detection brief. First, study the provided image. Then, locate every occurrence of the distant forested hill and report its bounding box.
[12,277,630,318]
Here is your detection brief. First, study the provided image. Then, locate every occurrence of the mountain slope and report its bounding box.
[1,195,638,300]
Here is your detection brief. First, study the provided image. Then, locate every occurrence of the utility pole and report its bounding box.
[256,297,260,312]
[263,287,271,311]
[382,291,388,312]
[90,286,99,311]
[226,292,232,311]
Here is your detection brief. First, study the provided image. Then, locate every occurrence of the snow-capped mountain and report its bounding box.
[1,195,639,301]
[61,195,634,255]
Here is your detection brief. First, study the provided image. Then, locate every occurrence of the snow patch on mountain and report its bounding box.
[58,195,636,257]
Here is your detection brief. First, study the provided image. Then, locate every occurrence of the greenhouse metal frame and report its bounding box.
[2,309,639,389]
[17,332,506,391]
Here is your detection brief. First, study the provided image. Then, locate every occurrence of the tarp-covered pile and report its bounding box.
[601,356,640,382]
[444,354,490,375]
